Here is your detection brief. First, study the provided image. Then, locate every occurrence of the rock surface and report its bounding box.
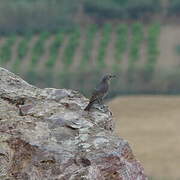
[0,67,147,180]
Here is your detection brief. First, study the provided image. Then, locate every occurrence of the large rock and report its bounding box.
[0,67,147,180]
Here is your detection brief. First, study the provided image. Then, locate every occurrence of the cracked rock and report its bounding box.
[0,67,147,180]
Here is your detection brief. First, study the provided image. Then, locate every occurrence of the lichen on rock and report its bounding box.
[0,67,147,180]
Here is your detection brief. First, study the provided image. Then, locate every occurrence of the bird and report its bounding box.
[84,74,116,111]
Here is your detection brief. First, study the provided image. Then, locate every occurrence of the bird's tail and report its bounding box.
[84,102,93,111]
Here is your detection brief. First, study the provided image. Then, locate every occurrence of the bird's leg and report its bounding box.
[100,98,107,109]
[98,98,106,109]
[97,98,103,105]
[97,98,101,104]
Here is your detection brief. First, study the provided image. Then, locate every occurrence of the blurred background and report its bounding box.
[0,0,179,179]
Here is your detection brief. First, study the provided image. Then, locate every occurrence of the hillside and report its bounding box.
[0,23,180,95]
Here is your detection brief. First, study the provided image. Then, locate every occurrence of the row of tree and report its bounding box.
[0,24,160,83]
[0,0,179,34]
[84,0,180,19]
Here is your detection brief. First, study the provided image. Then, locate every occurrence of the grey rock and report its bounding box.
[0,67,147,180]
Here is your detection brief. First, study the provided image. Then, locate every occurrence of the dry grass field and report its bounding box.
[108,96,180,180]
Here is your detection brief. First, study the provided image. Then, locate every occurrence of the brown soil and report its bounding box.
[91,31,101,67]
[105,31,116,67]
[21,35,39,73]
[54,36,69,74]
[8,36,22,70]
[157,24,180,71]
[108,96,180,180]
[38,35,55,71]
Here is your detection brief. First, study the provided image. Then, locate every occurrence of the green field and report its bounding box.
[0,23,162,88]
[0,23,180,96]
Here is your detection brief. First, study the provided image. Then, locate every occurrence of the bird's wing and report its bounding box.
[89,92,98,103]
[89,88,102,103]
[95,81,103,92]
